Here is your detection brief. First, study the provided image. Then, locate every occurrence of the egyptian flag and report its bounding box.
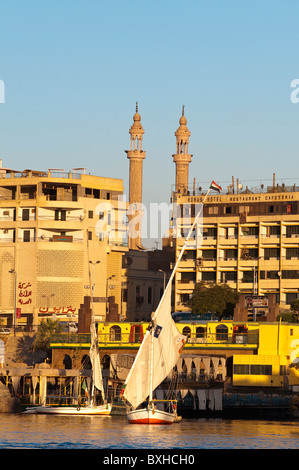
[82,380,89,398]
[209,181,222,193]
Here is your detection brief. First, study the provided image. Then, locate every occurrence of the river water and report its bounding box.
[0,413,298,450]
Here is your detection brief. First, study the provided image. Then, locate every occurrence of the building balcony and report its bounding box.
[259,279,280,289]
[260,236,280,245]
[282,235,299,244]
[239,235,259,244]
[176,280,196,291]
[37,195,80,207]
[218,235,238,245]
[238,258,258,267]
[218,258,238,268]
[180,259,196,268]
[200,259,217,268]
[281,279,299,289]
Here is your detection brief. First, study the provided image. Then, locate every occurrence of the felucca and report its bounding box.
[120,182,219,424]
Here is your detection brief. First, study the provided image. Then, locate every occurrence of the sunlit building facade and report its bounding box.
[0,164,127,327]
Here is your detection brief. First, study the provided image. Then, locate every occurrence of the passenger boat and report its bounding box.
[120,184,215,424]
[24,283,111,416]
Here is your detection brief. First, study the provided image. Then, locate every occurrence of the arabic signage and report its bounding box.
[38,306,77,315]
[17,281,33,315]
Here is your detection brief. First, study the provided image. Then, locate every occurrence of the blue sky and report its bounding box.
[1,0,299,215]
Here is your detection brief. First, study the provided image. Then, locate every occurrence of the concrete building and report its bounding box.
[0,164,128,328]
[169,111,299,314]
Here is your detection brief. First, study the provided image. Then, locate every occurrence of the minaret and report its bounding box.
[172,106,192,193]
[125,103,146,250]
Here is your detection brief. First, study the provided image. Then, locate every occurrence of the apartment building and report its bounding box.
[172,182,299,312]
[0,165,127,328]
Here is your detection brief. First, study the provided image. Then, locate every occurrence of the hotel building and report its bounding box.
[170,110,299,314]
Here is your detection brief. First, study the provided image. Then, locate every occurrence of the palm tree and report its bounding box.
[32,319,63,354]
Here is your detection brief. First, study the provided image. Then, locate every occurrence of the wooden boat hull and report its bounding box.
[127,408,177,424]
[23,404,112,415]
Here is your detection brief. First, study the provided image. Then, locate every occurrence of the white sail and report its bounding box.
[121,281,186,409]
[122,187,214,412]
[90,319,105,398]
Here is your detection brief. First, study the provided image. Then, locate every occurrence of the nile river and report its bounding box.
[0,414,298,449]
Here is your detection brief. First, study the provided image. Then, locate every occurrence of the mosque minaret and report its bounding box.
[172,105,192,193]
[125,103,146,250]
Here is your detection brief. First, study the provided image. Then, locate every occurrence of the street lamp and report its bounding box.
[89,261,101,317]
[9,269,17,336]
[106,275,116,314]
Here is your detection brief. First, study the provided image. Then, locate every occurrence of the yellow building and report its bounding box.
[0,165,128,328]
[233,322,299,389]
[173,185,299,312]
[169,110,299,313]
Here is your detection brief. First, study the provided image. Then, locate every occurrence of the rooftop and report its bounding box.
[173,175,299,197]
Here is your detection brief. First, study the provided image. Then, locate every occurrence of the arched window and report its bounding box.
[81,354,92,369]
[216,325,228,341]
[63,354,72,369]
[109,325,121,341]
[196,327,206,338]
[182,326,191,339]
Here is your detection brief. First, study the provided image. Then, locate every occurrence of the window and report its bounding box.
[196,327,206,338]
[250,365,272,375]
[242,271,254,283]
[109,325,121,341]
[260,271,279,280]
[234,364,272,375]
[88,231,92,240]
[286,248,299,260]
[182,326,191,338]
[286,226,299,238]
[282,270,299,279]
[225,249,237,260]
[88,211,93,219]
[202,249,216,260]
[122,288,128,303]
[202,271,216,281]
[264,248,280,260]
[55,209,66,221]
[23,230,30,242]
[22,209,30,221]
[180,293,191,305]
[216,325,228,340]
[233,364,250,374]
[181,272,196,283]
[208,206,218,215]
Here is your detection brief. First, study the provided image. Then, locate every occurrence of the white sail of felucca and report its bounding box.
[121,280,186,409]
[121,183,219,411]
[89,306,105,402]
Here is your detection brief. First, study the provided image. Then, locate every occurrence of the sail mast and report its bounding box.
[149,325,154,406]
[121,184,217,409]
[154,188,212,316]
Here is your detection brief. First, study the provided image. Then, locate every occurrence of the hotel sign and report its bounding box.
[179,192,297,204]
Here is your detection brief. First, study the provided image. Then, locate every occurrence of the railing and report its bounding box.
[51,333,91,344]
[49,332,259,347]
